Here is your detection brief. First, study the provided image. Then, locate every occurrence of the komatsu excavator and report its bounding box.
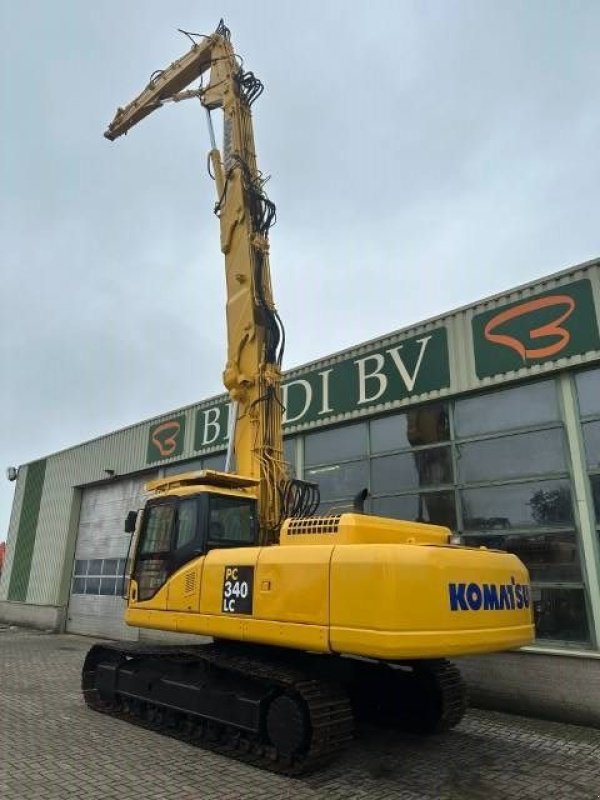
[82,21,534,774]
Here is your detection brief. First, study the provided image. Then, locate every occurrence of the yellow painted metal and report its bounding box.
[126,512,534,659]
[145,470,258,500]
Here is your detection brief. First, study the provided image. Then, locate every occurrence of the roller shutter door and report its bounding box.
[66,474,154,639]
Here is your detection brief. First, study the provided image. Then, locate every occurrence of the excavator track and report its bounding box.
[390,659,468,734]
[82,642,354,776]
[338,656,468,735]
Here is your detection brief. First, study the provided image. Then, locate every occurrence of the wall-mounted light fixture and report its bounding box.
[6,467,18,482]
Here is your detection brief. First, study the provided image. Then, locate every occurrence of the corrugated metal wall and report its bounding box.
[0,466,27,600]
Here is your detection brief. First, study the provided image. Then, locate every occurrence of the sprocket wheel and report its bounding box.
[266,693,309,757]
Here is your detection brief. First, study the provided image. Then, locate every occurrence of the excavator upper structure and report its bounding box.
[82,21,535,774]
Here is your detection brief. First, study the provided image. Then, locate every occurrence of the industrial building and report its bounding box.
[2,257,600,726]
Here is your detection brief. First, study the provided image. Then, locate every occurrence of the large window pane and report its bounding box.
[371,447,452,494]
[464,531,582,582]
[582,421,600,469]
[372,491,456,528]
[305,423,367,466]
[317,499,359,515]
[306,460,368,502]
[589,475,600,522]
[164,458,203,476]
[576,368,600,417]
[283,437,296,474]
[100,578,117,596]
[102,559,119,576]
[532,587,590,644]
[203,452,226,470]
[454,380,559,437]
[86,577,100,595]
[74,559,88,576]
[457,429,566,483]
[461,480,573,531]
[370,404,449,453]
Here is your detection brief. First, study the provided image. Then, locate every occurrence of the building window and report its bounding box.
[71,558,126,596]
[367,404,456,529]
[455,378,590,648]
[453,380,560,437]
[304,423,368,512]
[303,380,591,648]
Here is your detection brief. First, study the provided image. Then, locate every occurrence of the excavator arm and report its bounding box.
[105,22,289,541]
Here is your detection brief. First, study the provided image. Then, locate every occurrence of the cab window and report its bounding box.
[135,499,200,601]
[208,495,257,546]
[175,498,197,549]
[140,504,174,554]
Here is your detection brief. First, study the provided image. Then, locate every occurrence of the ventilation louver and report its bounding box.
[286,515,342,535]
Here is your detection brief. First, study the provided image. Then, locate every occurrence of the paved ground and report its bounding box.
[1,628,600,800]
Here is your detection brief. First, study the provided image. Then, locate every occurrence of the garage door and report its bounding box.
[67,474,154,639]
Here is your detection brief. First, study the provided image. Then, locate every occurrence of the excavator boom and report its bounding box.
[105,22,288,542]
[104,34,215,140]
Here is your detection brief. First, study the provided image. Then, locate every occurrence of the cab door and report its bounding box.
[167,497,205,613]
[132,496,203,611]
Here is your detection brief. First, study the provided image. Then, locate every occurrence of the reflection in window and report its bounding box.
[462,480,573,531]
[306,461,368,502]
[457,429,566,483]
[371,447,452,493]
[305,423,367,466]
[373,491,456,528]
[175,499,197,549]
[370,404,449,454]
[208,496,257,544]
[589,475,600,523]
[532,587,590,644]
[454,380,559,437]
[576,368,600,417]
[317,498,359,515]
[582,421,600,469]
[140,505,175,554]
[464,531,582,582]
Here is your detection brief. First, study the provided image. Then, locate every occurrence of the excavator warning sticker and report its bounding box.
[222,566,254,614]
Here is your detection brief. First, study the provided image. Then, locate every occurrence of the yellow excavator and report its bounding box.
[82,21,534,774]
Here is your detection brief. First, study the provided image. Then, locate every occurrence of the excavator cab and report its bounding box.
[123,471,259,603]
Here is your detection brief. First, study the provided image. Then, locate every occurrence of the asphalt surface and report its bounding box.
[1,627,599,799]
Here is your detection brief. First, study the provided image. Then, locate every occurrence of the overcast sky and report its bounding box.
[2,0,600,538]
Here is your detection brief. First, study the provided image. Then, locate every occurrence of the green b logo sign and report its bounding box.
[473,279,600,379]
[147,415,186,463]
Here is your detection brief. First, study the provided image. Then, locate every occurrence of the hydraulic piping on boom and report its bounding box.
[105,20,313,544]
